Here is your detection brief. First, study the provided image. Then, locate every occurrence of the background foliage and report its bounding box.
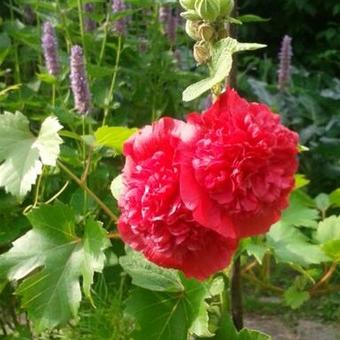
[0,0,339,339]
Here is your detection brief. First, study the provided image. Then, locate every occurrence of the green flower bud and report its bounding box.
[180,10,201,21]
[195,0,220,22]
[193,41,211,64]
[179,0,196,10]
[219,0,234,17]
[198,23,215,42]
[185,20,201,41]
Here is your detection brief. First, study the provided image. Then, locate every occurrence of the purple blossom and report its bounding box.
[278,35,293,91]
[166,9,179,45]
[84,3,96,33]
[70,45,91,115]
[41,21,60,76]
[112,0,128,35]
[159,6,170,23]
[159,7,179,45]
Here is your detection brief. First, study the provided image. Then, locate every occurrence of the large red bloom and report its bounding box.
[176,88,299,239]
[118,117,237,280]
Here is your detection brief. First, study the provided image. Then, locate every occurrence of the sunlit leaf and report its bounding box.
[0,202,110,331]
[94,125,137,153]
[0,112,63,198]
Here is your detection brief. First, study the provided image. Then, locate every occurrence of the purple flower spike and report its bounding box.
[159,6,170,23]
[70,45,91,115]
[166,9,179,45]
[278,35,293,91]
[112,0,128,35]
[42,21,60,76]
[84,3,96,33]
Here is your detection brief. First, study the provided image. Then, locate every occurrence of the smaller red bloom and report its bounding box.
[176,88,299,239]
[118,117,237,280]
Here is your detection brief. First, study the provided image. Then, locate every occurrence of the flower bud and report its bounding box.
[198,23,215,42]
[195,0,220,22]
[219,0,234,17]
[185,20,201,41]
[180,10,201,21]
[179,0,196,10]
[193,41,210,64]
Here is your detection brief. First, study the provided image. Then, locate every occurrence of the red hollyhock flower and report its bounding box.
[118,117,237,280]
[177,88,299,239]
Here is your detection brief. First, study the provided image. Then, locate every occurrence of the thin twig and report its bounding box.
[107,232,120,239]
[310,262,337,292]
[57,161,118,222]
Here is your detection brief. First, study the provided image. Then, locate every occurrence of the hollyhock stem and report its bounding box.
[230,256,243,331]
[228,0,244,331]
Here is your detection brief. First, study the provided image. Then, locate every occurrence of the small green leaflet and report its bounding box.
[294,174,310,190]
[0,202,110,331]
[0,112,63,198]
[94,125,138,154]
[183,37,266,102]
[284,286,310,309]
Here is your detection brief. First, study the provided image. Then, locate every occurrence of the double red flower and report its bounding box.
[118,89,299,280]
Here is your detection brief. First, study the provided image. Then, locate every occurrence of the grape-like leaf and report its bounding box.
[0,112,63,198]
[315,215,340,244]
[125,277,214,340]
[284,286,310,309]
[119,248,184,293]
[267,222,329,266]
[0,202,110,331]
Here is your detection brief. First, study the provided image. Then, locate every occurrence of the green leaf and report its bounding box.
[281,194,319,229]
[190,276,225,338]
[314,193,330,212]
[267,222,329,266]
[119,248,184,293]
[284,286,310,309]
[315,216,340,244]
[183,38,266,102]
[236,14,270,23]
[125,277,209,340]
[94,126,138,154]
[36,72,56,84]
[0,202,110,331]
[294,174,310,190]
[246,242,270,264]
[212,313,271,340]
[329,188,340,208]
[322,240,340,261]
[110,174,123,201]
[0,112,63,198]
